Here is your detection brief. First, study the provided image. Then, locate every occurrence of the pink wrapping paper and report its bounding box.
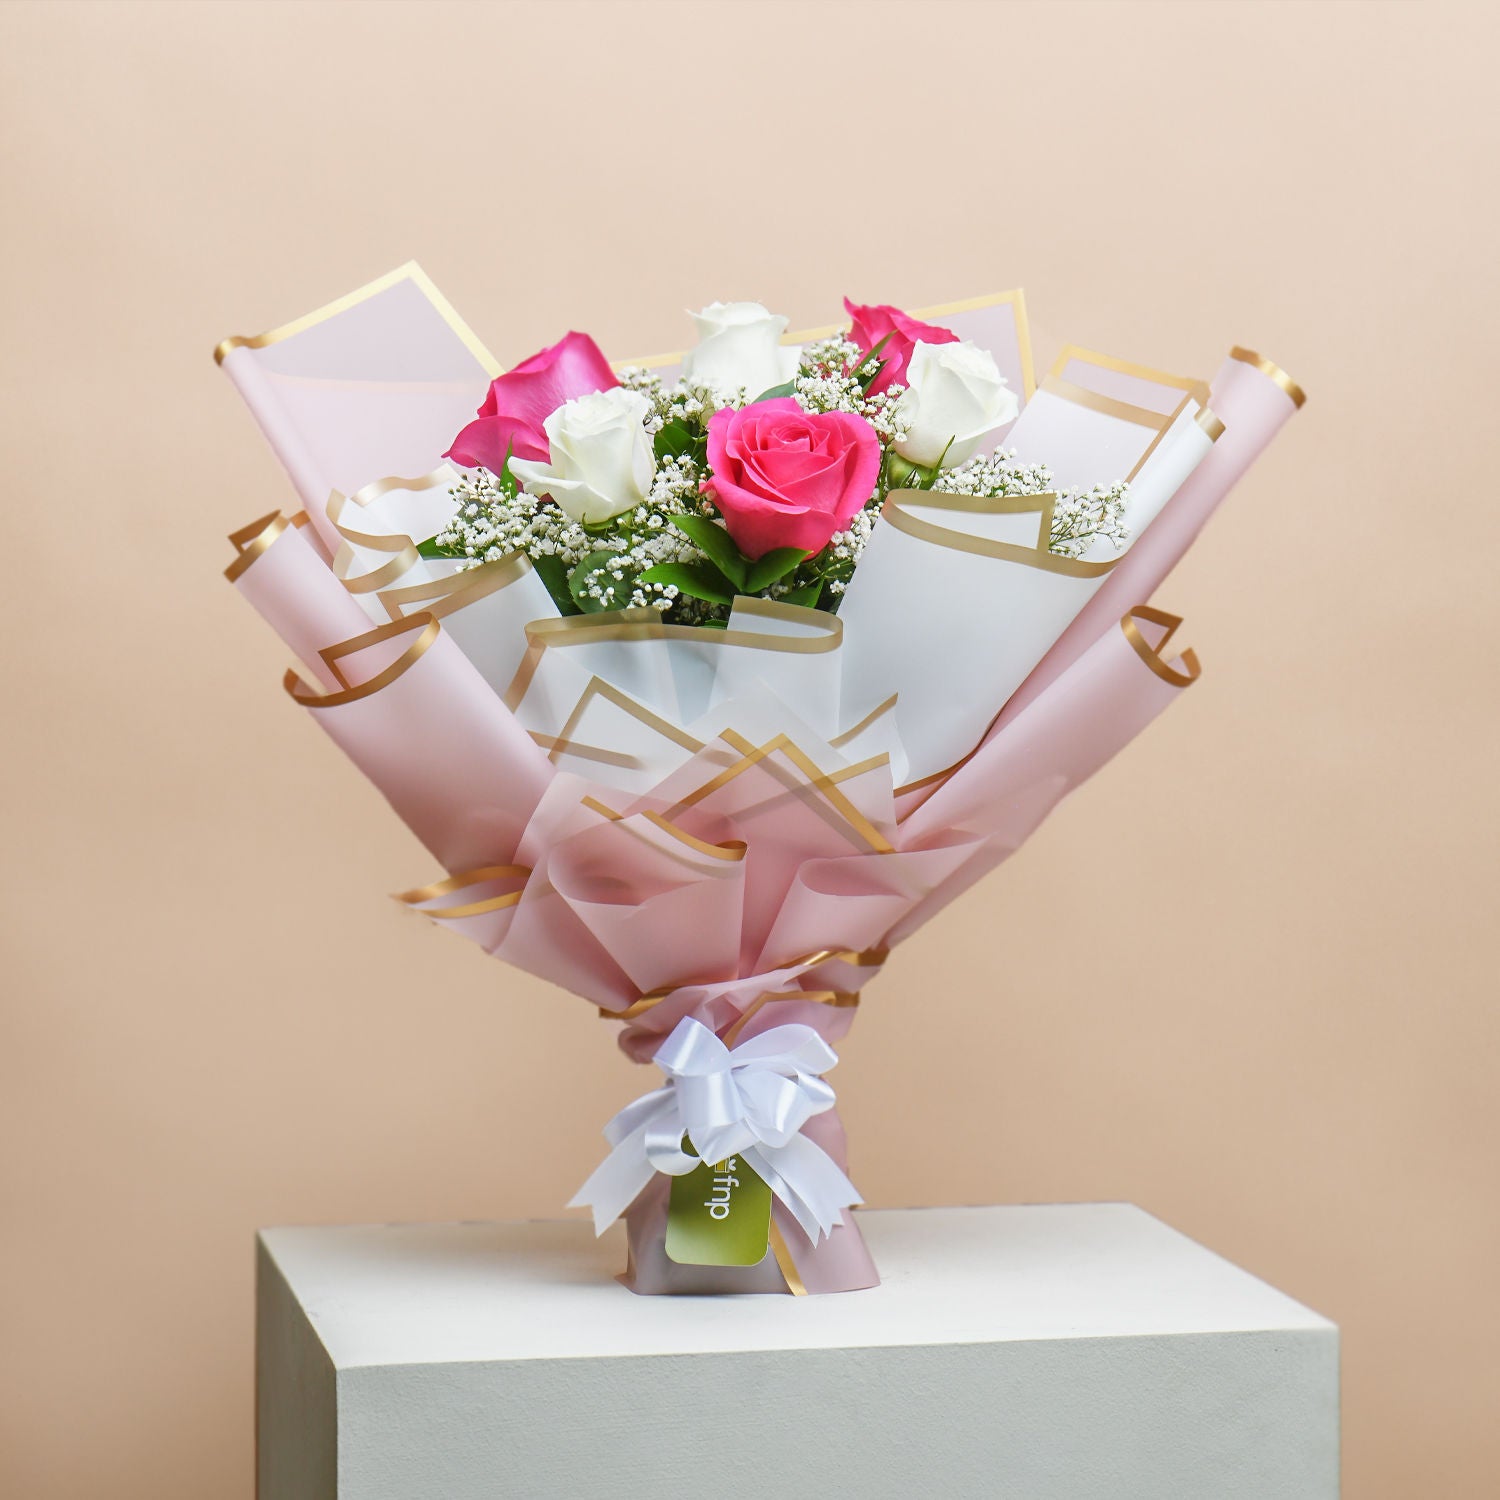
[217,267,1301,1293]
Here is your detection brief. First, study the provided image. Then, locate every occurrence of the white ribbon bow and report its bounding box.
[569,1016,861,1245]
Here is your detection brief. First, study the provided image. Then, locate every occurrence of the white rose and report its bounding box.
[680,300,800,399]
[510,388,655,525]
[895,340,1019,469]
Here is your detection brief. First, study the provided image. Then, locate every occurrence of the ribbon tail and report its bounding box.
[568,1118,658,1236]
[746,1135,861,1245]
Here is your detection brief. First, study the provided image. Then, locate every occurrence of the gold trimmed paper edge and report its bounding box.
[213,261,503,378]
[1121,606,1201,687]
[767,1220,808,1295]
[1050,344,1211,409]
[1040,376,1173,432]
[888,604,1203,800]
[674,730,894,855]
[501,604,843,715]
[579,794,750,865]
[1230,345,1307,409]
[225,512,289,581]
[880,490,1121,579]
[599,944,888,1023]
[395,863,531,920]
[283,613,441,708]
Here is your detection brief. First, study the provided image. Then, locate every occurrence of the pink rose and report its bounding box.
[445,331,617,471]
[843,298,959,395]
[704,398,882,560]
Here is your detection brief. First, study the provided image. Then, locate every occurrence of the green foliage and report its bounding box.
[568,549,637,613]
[668,513,750,590]
[653,418,701,464]
[849,331,893,392]
[743,547,809,593]
[748,380,797,403]
[776,577,826,609]
[532,553,581,615]
[637,560,737,606]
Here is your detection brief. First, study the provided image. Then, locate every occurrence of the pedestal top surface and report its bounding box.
[259,1203,1332,1370]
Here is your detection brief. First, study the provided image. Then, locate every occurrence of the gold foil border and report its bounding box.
[224,512,289,582]
[673,730,894,855]
[580,795,749,865]
[1230,345,1307,409]
[1050,344,1211,409]
[502,605,842,715]
[213,261,502,378]
[325,467,457,597]
[283,614,441,708]
[767,1220,808,1296]
[395,863,531,919]
[1120,606,1201,687]
[880,490,1121,579]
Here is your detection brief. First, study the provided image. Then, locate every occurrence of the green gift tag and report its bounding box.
[664,1143,773,1266]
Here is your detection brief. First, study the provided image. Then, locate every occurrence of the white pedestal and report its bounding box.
[257,1204,1338,1499]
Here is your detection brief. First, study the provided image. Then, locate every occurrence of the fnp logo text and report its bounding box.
[704,1157,741,1220]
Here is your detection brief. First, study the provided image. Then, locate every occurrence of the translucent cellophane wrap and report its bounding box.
[219,265,1302,1293]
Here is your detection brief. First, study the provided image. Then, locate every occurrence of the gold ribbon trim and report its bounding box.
[768,1220,809,1296]
[213,261,502,377]
[671,730,893,855]
[1230,346,1307,409]
[395,863,532,919]
[598,946,890,1024]
[377,547,534,624]
[502,603,843,714]
[325,468,460,598]
[880,490,1122,579]
[284,614,441,707]
[224,510,314,582]
[579,795,750,864]
[1049,344,1211,409]
[1120,606,1201,687]
[1042,377,1172,431]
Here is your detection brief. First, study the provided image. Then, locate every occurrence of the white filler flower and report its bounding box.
[680,301,800,400]
[511,388,656,524]
[895,340,1019,469]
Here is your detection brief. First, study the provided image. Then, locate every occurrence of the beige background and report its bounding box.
[2,1,1496,1494]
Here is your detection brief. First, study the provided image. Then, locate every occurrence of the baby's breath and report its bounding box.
[793,335,908,445]
[436,349,1129,626]
[435,467,593,569]
[930,449,1131,559]
[433,457,713,618]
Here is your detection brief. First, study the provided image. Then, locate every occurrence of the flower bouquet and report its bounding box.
[218,264,1303,1294]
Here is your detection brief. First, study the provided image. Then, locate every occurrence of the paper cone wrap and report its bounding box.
[217,267,1300,1293]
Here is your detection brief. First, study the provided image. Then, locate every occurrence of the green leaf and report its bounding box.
[777,578,826,609]
[748,380,797,403]
[638,561,737,606]
[921,436,957,485]
[885,453,920,490]
[532,553,581,615]
[653,419,699,463]
[668,514,749,590]
[483,439,520,496]
[851,331,893,392]
[568,549,637,613]
[744,547,809,593]
[416,536,451,560]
